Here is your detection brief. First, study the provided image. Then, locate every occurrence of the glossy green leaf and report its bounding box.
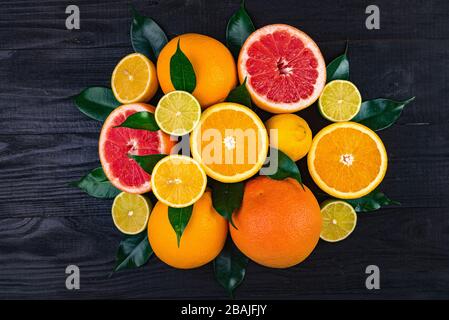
[226,0,255,58]
[326,53,349,82]
[128,154,167,175]
[69,167,120,199]
[130,7,168,62]
[73,87,120,121]
[168,205,193,247]
[345,190,400,212]
[115,111,159,131]
[112,231,153,273]
[265,148,303,187]
[226,78,252,108]
[170,40,196,93]
[352,97,415,131]
[214,237,248,298]
[211,180,244,229]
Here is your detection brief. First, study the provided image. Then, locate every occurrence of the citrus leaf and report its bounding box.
[130,7,168,62]
[352,97,415,131]
[214,237,248,298]
[115,111,159,131]
[128,154,166,175]
[265,148,303,187]
[226,78,252,108]
[69,167,120,199]
[168,205,193,247]
[326,53,349,82]
[73,87,120,121]
[170,40,196,93]
[112,231,153,273]
[226,0,255,58]
[210,180,244,229]
[345,190,400,212]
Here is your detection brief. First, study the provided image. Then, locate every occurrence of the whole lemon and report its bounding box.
[230,176,322,268]
[157,33,237,108]
[265,114,312,161]
[148,190,228,269]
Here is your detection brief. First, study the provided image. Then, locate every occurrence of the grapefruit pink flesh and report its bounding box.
[99,104,172,194]
[238,24,326,113]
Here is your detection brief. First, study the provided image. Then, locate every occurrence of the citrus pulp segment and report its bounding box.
[150,155,207,208]
[111,53,158,104]
[318,80,362,122]
[155,91,201,136]
[99,103,175,194]
[190,102,269,183]
[112,192,152,235]
[307,122,388,199]
[320,200,357,242]
[238,24,326,113]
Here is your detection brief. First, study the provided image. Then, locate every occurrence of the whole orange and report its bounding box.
[230,176,322,268]
[157,33,237,107]
[148,190,228,269]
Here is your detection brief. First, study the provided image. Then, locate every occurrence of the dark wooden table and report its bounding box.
[0,0,448,299]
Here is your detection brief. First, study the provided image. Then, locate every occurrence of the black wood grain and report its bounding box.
[0,0,448,299]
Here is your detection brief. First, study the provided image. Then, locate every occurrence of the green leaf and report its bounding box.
[226,78,252,108]
[130,7,168,62]
[73,87,120,121]
[345,190,400,212]
[352,97,415,131]
[170,40,196,93]
[128,154,167,175]
[214,238,248,298]
[112,231,153,273]
[226,0,255,58]
[70,167,120,199]
[168,205,193,247]
[211,180,244,229]
[326,53,349,82]
[265,148,303,187]
[115,111,159,131]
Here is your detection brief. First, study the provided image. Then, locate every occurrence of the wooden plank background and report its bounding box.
[0,0,448,299]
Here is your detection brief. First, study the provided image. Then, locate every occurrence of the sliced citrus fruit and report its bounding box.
[112,192,152,235]
[238,24,326,113]
[320,200,357,242]
[190,102,269,183]
[307,122,388,199]
[318,80,362,122]
[111,53,158,104]
[155,91,201,136]
[99,103,175,194]
[151,155,207,208]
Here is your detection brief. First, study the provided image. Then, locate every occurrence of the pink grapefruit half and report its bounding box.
[99,103,175,194]
[238,24,326,113]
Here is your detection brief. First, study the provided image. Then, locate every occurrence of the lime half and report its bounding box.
[155,91,201,136]
[318,80,361,122]
[112,192,152,235]
[320,200,357,242]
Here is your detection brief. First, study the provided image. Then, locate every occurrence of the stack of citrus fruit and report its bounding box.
[85,19,390,274]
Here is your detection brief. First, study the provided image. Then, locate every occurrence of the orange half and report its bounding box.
[307,122,388,199]
[190,102,268,183]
